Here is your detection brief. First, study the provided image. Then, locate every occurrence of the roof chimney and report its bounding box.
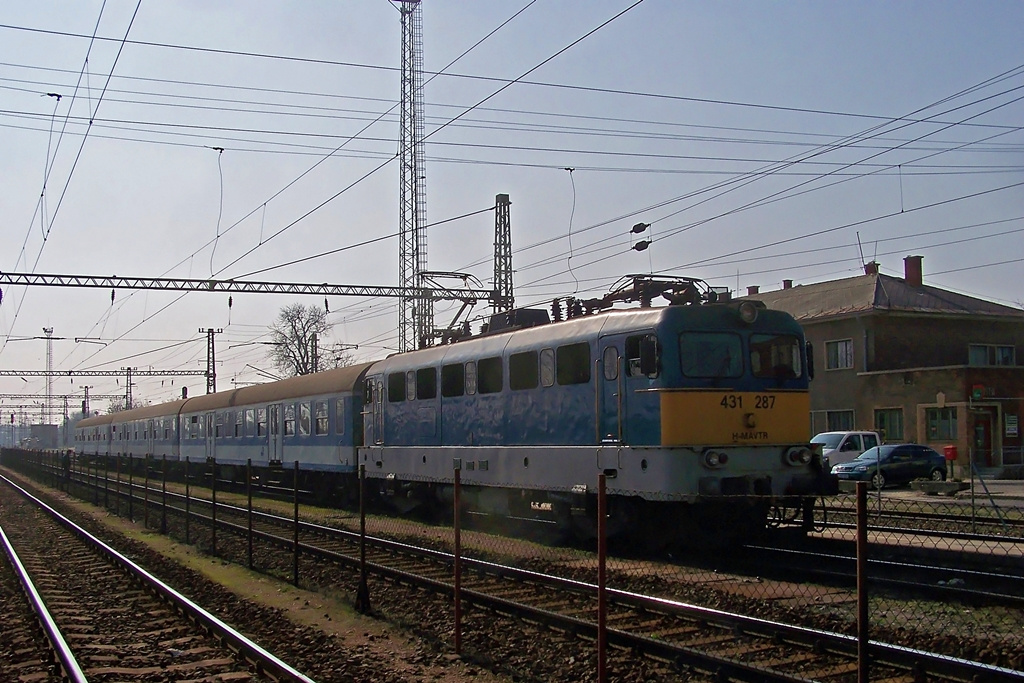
[747,285,760,295]
[903,255,923,287]
[782,279,793,289]
[864,261,879,275]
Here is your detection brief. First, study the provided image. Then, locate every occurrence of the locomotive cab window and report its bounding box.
[388,373,406,403]
[680,332,743,378]
[441,363,464,397]
[750,333,802,379]
[556,342,591,385]
[625,334,659,378]
[510,351,539,390]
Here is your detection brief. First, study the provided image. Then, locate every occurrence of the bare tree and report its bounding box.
[268,303,332,376]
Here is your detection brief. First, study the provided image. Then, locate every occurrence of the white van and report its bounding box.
[812,431,881,468]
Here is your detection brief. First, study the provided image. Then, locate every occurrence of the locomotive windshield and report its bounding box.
[679,332,743,378]
[749,333,802,379]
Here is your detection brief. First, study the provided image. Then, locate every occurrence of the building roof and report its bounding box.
[749,273,1024,322]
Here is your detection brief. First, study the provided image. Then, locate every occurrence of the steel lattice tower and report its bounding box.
[43,327,53,423]
[493,194,514,313]
[397,0,430,351]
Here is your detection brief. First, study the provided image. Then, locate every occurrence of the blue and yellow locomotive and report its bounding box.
[76,276,825,548]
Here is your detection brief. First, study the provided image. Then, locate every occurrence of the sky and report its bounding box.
[1,0,1022,420]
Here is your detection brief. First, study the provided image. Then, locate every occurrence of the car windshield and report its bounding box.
[812,433,843,448]
[853,446,887,461]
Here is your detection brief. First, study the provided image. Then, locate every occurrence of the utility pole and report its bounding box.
[125,367,133,411]
[397,0,430,351]
[83,386,92,416]
[201,328,223,393]
[43,327,54,423]
[493,194,514,314]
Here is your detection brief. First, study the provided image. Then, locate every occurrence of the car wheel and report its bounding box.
[871,471,886,489]
[929,468,946,482]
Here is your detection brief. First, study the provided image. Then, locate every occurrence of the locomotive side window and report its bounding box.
[441,363,464,397]
[417,367,437,399]
[750,333,802,379]
[388,373,406,402]
[315,400,329,435]
[465,361,478,395]
[299,402,312,436]
[284,404,296,436]
[478,356,503,394]
[334,399,345,434]
[256,408,267,437]
[540,348,555,387]
[679,332,743,378]
[556,342,591,385]
[406,371,416,401]
[509,351,539,390]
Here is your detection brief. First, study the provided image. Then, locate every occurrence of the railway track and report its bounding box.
[51,467,1024,682]
[0,475,313,683]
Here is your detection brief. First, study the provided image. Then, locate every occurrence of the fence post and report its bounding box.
[161,454,167,535]
[211,458,217,555]
[144,455,150,529]
[293,460,300,587]
[247,458,253,570]
[115,455,121,517]
[103,456,109,509]
[128,453,134,520]
[454,464,462,655]
[355,463,371,613]
[857,481,869,683]
[597,473,608,683]
[93,460,99,506]
[185,457,191,544]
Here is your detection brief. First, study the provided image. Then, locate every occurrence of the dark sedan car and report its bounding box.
[830,444,947,489]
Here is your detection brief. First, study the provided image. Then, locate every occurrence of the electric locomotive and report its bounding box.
[74,275,825,548]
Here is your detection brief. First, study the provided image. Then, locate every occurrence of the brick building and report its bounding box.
[748,256,1024,477]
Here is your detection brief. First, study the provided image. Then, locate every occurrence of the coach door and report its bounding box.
[598,340,623,444]
[269,404,283,463]
[364,377,384,445]
[147,419,156,456]
[204,412,216,460]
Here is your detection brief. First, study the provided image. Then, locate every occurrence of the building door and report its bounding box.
[973,412,994,467]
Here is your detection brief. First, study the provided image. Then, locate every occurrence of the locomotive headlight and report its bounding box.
[784,446,813,466]
[703,449,729,468]
[738,301,759,324]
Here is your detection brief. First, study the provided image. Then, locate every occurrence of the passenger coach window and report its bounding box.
[245,409,254,437]
[299,402,311,436]
[478,357,503,394]
[556,342,591,385]
[441,363,464,397]
[417,367,437,399]
[388,373,406,402]
[334,400,345,434]
[540,348,555,387]
[680,332,743,378]
[315,401,329,435]
[509,351,539,390]
[750,333,802,379]
[256,408,267,437]
[284,405,295,436]
[235,411,244,437]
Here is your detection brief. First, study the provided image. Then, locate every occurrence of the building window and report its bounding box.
[826,410,855,431]
[874,408,903,441]
[968,344,1015,367]
[825,339,854,370]
[926,407,958,440]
